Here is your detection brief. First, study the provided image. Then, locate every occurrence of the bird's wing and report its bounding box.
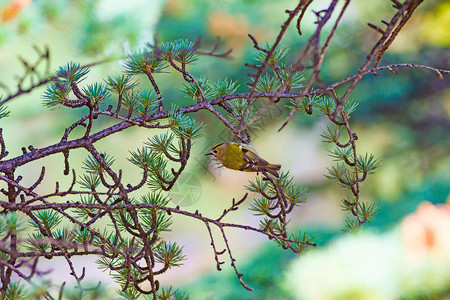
[233,143,280,177]
[238,143,258,154]
[240,146,269,166]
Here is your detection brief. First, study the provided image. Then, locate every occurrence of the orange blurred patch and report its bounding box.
[442,89,450,117]
[207,11,249,48]
[1,0,32,23]
[401,200,450,261]
[164,0,185,17]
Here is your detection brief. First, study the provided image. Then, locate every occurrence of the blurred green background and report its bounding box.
[1,0,449,299]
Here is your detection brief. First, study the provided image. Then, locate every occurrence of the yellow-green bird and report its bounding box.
[206,142,281,178]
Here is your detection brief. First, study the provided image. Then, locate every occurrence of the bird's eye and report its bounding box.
[213,150,217,154]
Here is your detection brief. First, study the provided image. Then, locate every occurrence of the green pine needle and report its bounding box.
[77,173,101,189]
[154,241,186,268]
[124,49,167,75]
[254,73,281,93]
[42,81,71,108]
[82,153,115,175]
[105,74,138,95]
[254,42,289,65]
[29,209,62,230]
[210,78,239,97]
[82,82,110,105]
[55,62,89,82]
[0,104,10,119]
[357,153,381,174]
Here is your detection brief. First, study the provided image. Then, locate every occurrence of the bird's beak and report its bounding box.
[205,152,213,156]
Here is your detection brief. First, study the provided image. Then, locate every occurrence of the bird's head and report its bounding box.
[205,143,226,159]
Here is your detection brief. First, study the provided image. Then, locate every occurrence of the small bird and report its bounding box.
[206,142,281,178]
